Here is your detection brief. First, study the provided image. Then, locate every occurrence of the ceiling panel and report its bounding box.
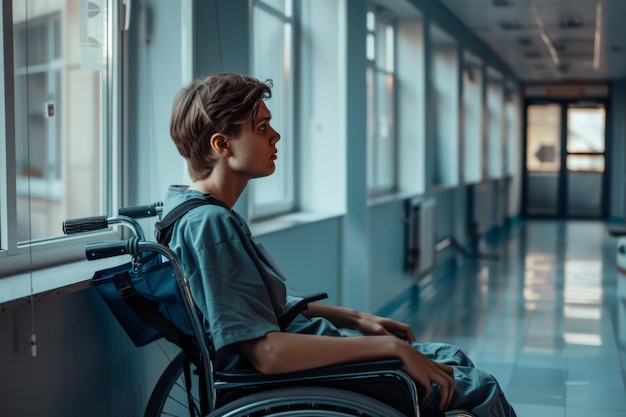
[437,0,626,81]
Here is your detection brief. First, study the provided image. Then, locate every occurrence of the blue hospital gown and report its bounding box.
[162,185,516,417]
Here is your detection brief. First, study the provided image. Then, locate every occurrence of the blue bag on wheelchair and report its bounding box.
[91,252,194,347]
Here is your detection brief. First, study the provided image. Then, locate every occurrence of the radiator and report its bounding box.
[405,197,436,277]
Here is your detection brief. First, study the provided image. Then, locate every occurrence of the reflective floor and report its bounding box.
[411,220,626,417]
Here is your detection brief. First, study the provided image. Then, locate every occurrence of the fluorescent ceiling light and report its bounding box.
[531,2,560,66]
[593,3,602,70]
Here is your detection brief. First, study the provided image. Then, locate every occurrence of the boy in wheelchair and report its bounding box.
[162,72,517,417]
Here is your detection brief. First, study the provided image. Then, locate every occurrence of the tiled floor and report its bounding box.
[410,220,626,417]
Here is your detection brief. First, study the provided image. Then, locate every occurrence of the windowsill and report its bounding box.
[250,210,344,236]
[2,198,440,310]
[429,183,460,193]
[0,256,127,312]
[367,190,423,207]
[0,211,344,311]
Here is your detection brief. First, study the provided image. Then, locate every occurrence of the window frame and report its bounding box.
[366,7,398,197]
[0,0,122,278]
[461,50,484,185]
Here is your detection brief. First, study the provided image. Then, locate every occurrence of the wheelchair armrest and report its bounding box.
[607,224,626,237]
[278,292,329,330]
[214,358,419,417]
[215,358,404,383]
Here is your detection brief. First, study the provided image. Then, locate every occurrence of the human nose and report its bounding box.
[271,126,281,143]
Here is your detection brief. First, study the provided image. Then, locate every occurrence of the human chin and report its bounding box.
[263,163,276,177]
[252,164,275,179]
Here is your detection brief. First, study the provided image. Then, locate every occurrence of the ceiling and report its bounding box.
[437,0,626,82]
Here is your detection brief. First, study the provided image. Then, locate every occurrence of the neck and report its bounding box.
[189,172,247,209]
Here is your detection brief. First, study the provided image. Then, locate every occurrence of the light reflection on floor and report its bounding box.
[409,220,626,417]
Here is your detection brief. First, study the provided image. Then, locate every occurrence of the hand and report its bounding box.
[397,342,455,411]
[355,312,416,342]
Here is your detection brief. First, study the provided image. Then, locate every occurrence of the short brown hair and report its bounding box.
[170,73,272,180]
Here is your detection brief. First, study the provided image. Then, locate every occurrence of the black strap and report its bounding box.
[155,196,225,245]
[113,271,198,360]
[155,196,326,331]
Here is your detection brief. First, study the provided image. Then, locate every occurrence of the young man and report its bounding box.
[163,72,517,416]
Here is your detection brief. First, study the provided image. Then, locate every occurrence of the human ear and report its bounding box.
[210,133,232,157]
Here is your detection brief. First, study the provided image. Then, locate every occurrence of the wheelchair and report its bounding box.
[63,204,476,417]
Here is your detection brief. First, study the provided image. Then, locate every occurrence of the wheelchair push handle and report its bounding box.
[63,214,146,240]
[84,237,179,265]
[118,202,162,219]
[85,239,135,260]
[63,216,109,235]
[63,202,162,240]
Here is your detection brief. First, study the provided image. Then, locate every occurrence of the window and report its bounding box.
[526,104,562,172]
[430,23,459,187]
[1,0,120,276]
[396,10,425,195]
[486,66,504,179]
[566,105,606,172]
[462,50,483,184]
[251,0,295,219]
[505,87,520,177]
[366,8,397,196]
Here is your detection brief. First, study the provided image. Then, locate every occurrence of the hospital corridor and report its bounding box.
[410,220,626,416]
[2,0,626,416]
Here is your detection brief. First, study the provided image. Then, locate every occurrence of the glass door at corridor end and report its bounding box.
[523,101,607,218]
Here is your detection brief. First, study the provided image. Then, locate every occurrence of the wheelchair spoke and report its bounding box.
[145,352,202,417]
[146,354,410,417]
[208,386,406,417]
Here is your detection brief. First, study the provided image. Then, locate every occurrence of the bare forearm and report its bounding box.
[238,331,455,410]
[239,332,400,374]
[301,302,415,341]
[301,302,361,328]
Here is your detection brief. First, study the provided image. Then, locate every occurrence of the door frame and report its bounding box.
[521,97,610,219]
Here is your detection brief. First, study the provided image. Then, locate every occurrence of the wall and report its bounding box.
[256,217,343,306]
[0,285,179,417]
[368,200,416,313]
[127,0,189,206]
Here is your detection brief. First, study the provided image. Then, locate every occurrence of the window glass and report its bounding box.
[366,9,397,195]
[462,51,483,184]
[487,79,504,178]
[251,0,295,218]
[526,104,561,172]
[396,13,425,195]
[12,0,110,243]
[566,155,605,172]
[505,91,520,177]
[567,107,605,153]
[2,0,116,276]
[366,10,375,31]
[430,23,459,187]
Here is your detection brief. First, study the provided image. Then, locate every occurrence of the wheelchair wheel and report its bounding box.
[144,351,201,417]
[208,386,406,417]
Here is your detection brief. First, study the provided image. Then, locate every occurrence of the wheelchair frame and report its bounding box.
[63,203,473,417]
